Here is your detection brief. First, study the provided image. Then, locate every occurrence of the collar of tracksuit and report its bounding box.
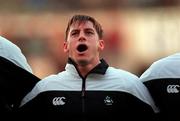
[67,58,109,75]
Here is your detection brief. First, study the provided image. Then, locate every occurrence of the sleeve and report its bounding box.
[130,78,160,113]
[7,43,33,73]
[0,36,33,73]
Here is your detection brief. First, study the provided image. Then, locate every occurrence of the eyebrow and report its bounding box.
[84,28,94,31]
[70,29,79,33]
[70,28,95,33]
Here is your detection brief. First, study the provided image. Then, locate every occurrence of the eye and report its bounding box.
[87,31,93,34]
[71,31,78,36]
[86,31,94,35]
[70,30,79,36]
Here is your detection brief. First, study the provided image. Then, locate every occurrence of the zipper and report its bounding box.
[81,77,86,116]
[72,64,87,115]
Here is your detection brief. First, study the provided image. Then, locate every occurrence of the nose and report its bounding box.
[78,31,86,42]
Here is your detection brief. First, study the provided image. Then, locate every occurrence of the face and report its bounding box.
[64,21,104,66]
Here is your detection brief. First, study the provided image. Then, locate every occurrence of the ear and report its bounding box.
[63,41,69,53]
[98,39,104,51]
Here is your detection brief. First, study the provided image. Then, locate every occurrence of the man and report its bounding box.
[0,36,40,114]
[20,15,158,121]
[139,53,180,121]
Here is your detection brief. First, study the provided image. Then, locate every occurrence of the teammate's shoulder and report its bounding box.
[153,53,180,66]
[0,36,19,50]
[0,36,22,61]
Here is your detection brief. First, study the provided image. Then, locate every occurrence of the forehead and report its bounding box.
[69,21,95,31]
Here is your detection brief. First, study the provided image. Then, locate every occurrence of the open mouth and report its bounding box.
[77,44,88,52]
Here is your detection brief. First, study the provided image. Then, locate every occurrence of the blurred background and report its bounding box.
[0,0,180,78]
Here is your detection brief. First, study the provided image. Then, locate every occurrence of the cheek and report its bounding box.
[68,43,76,54]
[69,42,76,50]
[90,43,99,53]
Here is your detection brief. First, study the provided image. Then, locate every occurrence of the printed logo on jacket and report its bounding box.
[52,97,66,106]
[167,85,180,93]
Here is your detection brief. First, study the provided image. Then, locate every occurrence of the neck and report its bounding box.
[77,61,100,78]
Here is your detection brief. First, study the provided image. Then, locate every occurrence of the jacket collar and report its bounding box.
[67,58,109,75]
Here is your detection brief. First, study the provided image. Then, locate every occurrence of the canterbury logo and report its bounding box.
[167,85,180,93]
[52,97,66,106]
